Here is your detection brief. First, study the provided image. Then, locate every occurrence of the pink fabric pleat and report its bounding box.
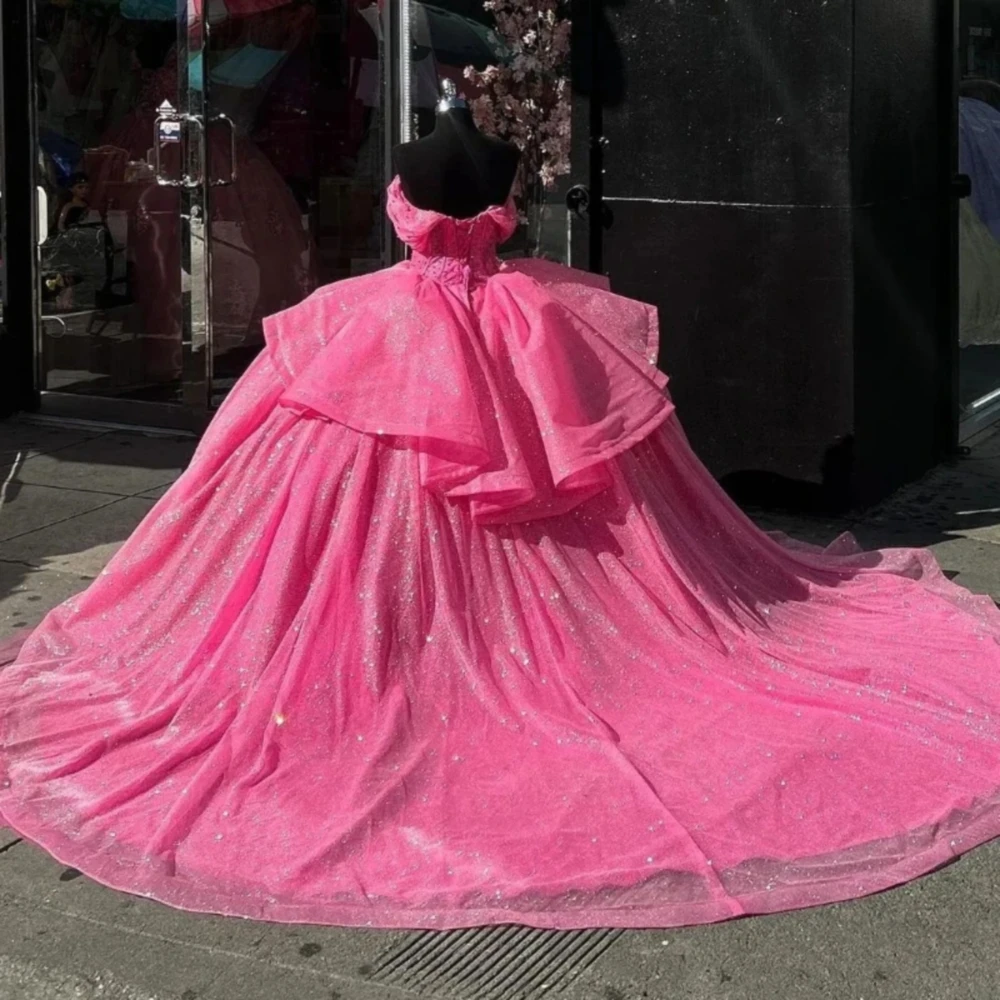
[269,178,672,524]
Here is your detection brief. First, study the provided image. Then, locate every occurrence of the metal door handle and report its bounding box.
[152,104,204,189]
[153,102,184,188]
[209,114,238,187]
[566,184,613,228]
[566,184,591,219]
[183,116,205,188]
[36,186,49,244]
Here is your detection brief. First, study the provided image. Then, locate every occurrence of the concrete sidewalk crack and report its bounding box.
[10,430,111,465]
[126,484,175,500]
[0,496,128,545]
[6,483,131,499]
[0,558,43,570]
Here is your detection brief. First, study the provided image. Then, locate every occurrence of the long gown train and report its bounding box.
[2,179,1000,929]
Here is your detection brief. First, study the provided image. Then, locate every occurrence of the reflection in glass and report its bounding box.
[404,0,572,263]
[34,10,185,400]
[959,4,1000,427]
[32,0,390,409]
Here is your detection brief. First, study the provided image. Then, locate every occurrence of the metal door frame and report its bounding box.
[567,0,604,276]
[0,0,41,419]
[178,0,212,417]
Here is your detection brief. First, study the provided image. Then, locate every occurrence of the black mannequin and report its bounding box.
[392,82,521,220]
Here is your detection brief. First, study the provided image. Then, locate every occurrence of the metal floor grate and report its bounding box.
[365,924,623,1000]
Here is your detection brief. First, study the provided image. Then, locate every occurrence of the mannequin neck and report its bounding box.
[434,107,478,134]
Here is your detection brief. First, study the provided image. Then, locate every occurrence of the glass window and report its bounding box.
[29,0,391,413]
[403,0,572,262]
[958,1,1000,432]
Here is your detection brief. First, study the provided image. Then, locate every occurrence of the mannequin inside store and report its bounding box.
[392,79,520,220]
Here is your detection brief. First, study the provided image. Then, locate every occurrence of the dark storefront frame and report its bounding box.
[1,0,41,419]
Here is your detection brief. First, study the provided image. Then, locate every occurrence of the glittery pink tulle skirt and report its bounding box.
[3,264,1000,930]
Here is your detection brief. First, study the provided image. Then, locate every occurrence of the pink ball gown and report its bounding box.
[3,178,1000,931]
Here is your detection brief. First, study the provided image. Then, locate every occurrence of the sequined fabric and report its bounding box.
[3,181,1000,930]
[272,177,671,524]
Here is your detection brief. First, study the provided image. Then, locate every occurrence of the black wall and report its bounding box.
[851,0,957,505]
[582,0,956,511]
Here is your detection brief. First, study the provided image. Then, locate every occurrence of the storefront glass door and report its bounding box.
[958,0,1000,437]
[202,0,391,406]
[34,4,197,421]
[32,0,393,427]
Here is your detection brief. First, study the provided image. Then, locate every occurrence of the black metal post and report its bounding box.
[0,0,40,416]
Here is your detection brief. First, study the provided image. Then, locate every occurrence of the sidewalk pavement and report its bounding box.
[1,414,999,1000]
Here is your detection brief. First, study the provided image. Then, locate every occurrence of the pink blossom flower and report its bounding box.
[465,0,571,197]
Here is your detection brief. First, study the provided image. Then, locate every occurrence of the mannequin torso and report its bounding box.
[392,108,521,220]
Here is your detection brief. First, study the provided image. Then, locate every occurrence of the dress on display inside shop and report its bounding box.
[960,96,1000,346]
[3,158,1000,930]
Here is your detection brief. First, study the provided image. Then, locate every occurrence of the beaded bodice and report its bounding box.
[385,175,517,291]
